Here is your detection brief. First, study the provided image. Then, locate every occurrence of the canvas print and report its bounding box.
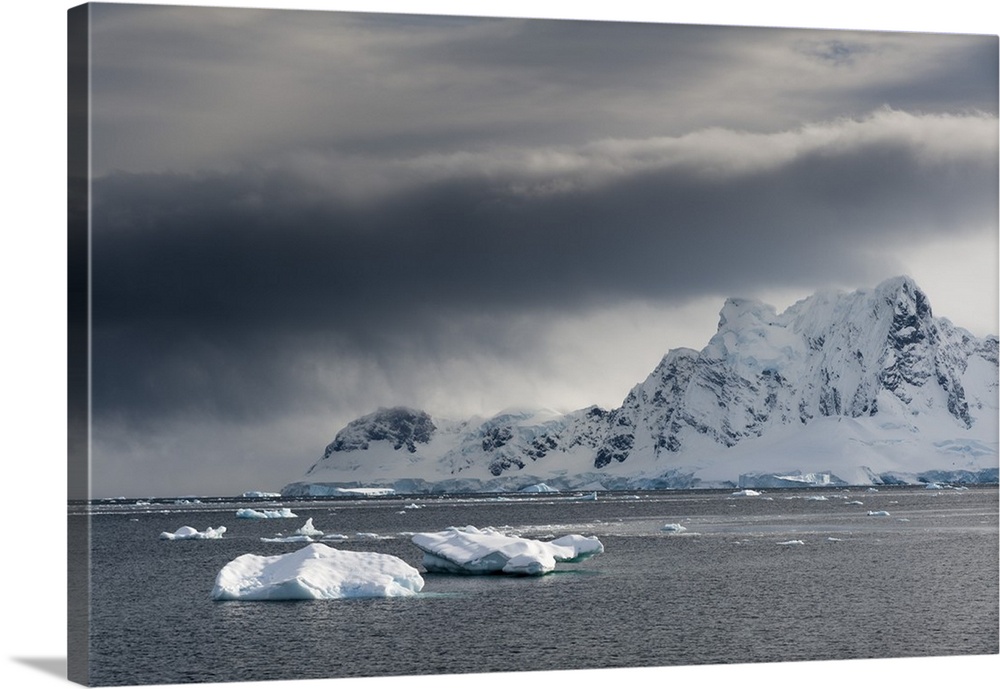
[67,2,999,687]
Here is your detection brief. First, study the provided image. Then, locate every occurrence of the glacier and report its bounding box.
[283,277,998,494]
[211,543,424,600]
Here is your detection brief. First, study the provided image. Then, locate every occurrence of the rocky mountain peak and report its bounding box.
[290,277,997,494]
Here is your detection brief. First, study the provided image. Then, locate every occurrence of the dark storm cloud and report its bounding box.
[91,110,998,429]
[82,5,998,497]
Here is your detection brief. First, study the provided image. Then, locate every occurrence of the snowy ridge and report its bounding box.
[284,277,998,494]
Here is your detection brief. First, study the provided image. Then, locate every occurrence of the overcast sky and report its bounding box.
[78,1,998,499]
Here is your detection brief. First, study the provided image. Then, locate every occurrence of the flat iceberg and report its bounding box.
[731,489,761,496]
[661,523,688,532]
[236,507,298,519]
[867,510,891,516]
[411,526,604,576]
[211,543,424,600]
[241,491,282,498]
[159,525,227,540]
[261,535,314,543]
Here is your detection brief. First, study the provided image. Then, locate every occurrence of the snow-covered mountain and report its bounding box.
[283,277,998,494]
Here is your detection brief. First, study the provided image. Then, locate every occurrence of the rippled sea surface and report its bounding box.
[72,486,999,686]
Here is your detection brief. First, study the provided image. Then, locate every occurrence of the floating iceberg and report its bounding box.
[241,490,282,498]
[731,489,761,497]
[159,525,226,540]
[867,510,891,517]
[661,523,688,533]
[236,507,298,519]
[294,518,324,537]
[411,526,604,576]
[261,535,314,543]
[778,540,805,546]
[211,543,424,600]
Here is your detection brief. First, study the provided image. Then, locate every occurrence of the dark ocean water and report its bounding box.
[71,486,999,687]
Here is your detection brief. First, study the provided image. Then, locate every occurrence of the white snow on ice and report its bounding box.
[211,543,424,600]
[295,518,324,537]
[411,525,604,576]
[159,525,227,540]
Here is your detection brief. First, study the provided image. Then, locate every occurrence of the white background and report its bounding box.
[2,2,998,688]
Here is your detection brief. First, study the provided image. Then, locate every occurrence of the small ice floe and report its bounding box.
[731,489,761,497]
[261,534,314,543]
[355,532,393,540]
[411,526,604,576]
[660,523,688,533]
[898,518,911,522]
[924,483,944,490]
[867,487,880,492]
[294,518,324,537]
[777,540,805,546]
[845,501,864,506]
[827,537,844,542]
[402,503,422,509]
[236,507,298,519]
[211,543,424,600]
[135,500,151,506]
[805,496,828,501]
[555,491,597,501]
[321,533,349,542]
[159,525,227,540]
[867,510,891,517]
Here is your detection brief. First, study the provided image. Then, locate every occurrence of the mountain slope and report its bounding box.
[283,277,998,494]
